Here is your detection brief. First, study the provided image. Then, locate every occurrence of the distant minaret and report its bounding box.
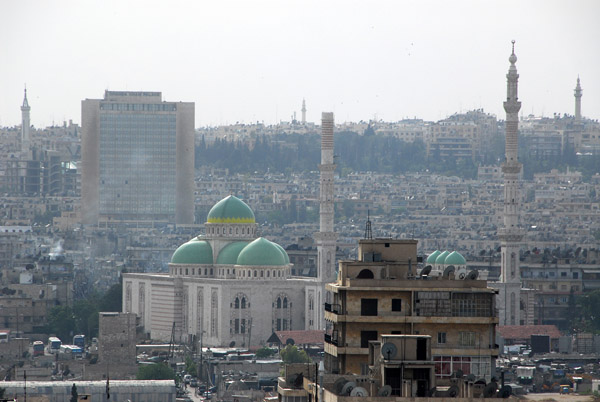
[301,99,307,124]
[574,76,582,122]
[21,86,31,155]
[499,41,524,326]
[314,112,337,328]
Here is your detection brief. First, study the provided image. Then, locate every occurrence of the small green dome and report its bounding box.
[445,251,466,265]
[272,243,290,264]
[171,240,213,264]
[435,250,450,264]
[426,250,441,264]
[216,241,250,265]
[237,237,287,266]
[207,195,255,224]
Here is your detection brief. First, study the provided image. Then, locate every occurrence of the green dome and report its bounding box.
[171,240,213,264]
[237,237,287,266]
[272,243,290,264]
[435,250,450,264]
[216,241,250,265]
[207,195,255,224]
[445,251,466,265]
[426,250,441,264]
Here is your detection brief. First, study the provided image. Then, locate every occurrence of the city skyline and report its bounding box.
[1,0,599,127]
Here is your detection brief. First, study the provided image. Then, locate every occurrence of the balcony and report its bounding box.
[324,303,342,314]
[324,333,339,346]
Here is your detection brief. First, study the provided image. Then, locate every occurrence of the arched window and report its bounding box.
[277,297,282,309]
[241,297,246,309]
[229,228,232,234]
[283,297,288,309]
[267,271,270,277]
[254,270,257,277]
[235,297,240,309]
[261,271,264,277]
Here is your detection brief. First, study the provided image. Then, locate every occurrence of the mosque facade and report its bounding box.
[122,195,323,347]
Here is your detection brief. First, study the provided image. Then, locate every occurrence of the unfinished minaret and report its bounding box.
[301,99,307,124]
[314,112,337,329]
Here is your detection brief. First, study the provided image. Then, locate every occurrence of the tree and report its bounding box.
[280,345,311,364]
[70,383,78,402]
[255,347,276,359]
[185,356,197,376]
[137,363,176,380]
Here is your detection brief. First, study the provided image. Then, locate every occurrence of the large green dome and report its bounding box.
[272,243,290,264]
[426,250,441,264]
[435,250,450,264]
[237,237,287,266]
[171,239,213,264]
[445,251,466,265]
[216,241,250,265]
[207,195,255,224]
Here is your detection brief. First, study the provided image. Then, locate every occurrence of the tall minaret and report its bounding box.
[574,76,582,122]
[21,86,31,155]
[314,112,337,328]
[301,99,307,124]
[498,41,524,326]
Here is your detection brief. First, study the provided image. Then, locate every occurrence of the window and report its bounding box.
[361,331,378,348]
[361,299,378,316]
[573,272,579,279]
[392,299,402,312]
[561,272,567,277]
[458,331,476,347]
[437,332,446,344]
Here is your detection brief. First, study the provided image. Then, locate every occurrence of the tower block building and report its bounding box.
[314,112,338,329]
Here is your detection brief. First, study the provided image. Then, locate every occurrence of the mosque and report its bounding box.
[122,195,323,347]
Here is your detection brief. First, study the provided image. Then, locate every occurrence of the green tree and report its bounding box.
[100,282,123,312]
[255,347,276,359]
[185,355,197,376]
[48,305,76,341]
[137,363,176,380]
[70,383,78,402]
[280,345,311,364]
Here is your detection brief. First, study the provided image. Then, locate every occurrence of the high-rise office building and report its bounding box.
[81,91,194,225]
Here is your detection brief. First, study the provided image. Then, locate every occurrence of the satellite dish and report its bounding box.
[350,387,368,397]
[420,265,432,276]
[455,369,464,379]
[483,382,497,398]
[458,272,466,279]
[381,342,398,359]
[333,378,348,395]
[378,385,392,397]
[466,270,479,280]
[475,379,486,385]
[229,341,236,347]
[443,265,455,278]
[498,385,512,398]
[447,385,459,398]
[341,381,357,396]
[466,374,476,382]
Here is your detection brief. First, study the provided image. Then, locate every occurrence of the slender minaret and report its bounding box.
[574,76,582,122]
[301,99,307,124]
[499,41,524,326]
[314,112,337,329]
[21,86,31,155]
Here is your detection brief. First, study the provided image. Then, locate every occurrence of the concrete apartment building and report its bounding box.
[324,238,499,383]
[81,91,194,225]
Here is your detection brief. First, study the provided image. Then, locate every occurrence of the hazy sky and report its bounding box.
[1,0,599,128]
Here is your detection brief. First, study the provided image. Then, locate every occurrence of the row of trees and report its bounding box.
[44,281,122,341]
[196,131,600,180]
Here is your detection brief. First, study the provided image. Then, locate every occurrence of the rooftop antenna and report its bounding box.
[364,210,372,239]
